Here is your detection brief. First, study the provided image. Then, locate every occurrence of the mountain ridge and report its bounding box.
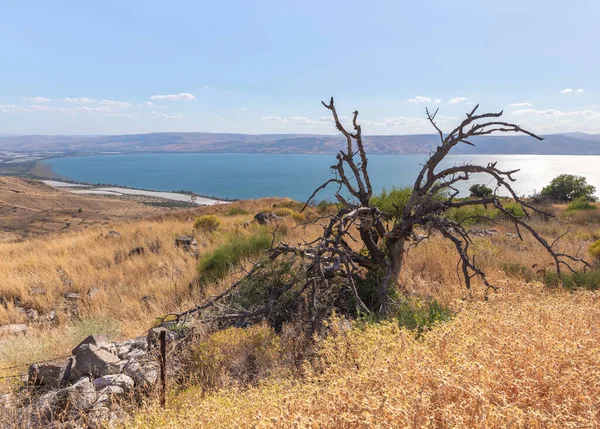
[2,132,600,155]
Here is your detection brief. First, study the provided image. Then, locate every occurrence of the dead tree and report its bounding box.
[172,97,590,332]
[275,97,590,312]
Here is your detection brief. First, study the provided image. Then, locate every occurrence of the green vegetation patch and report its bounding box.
[567,196,597,211]
[370,186,412,219]
[395,298,453,336]
[225,207,250,216]
[543,270,600,291]
[198,232,272,284]
[194,215,221,233]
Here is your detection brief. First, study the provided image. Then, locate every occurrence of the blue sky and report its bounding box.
[0,0,598,135]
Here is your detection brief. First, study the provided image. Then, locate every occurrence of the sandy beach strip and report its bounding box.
[41,180,225,206]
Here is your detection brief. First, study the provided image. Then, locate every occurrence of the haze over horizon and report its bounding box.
[1,0,598,136]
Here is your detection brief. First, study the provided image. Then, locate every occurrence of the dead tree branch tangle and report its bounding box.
[173,97,590,332]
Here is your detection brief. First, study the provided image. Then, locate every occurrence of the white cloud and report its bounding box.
[150,111,198,119]
[560,88,573,94]
[30,105,76,114]
[149,93,196,101]
[0,104,29,113]
[448,97,467,104]
[408,96,433,103]
[433,99,442,103]
[240,107,248,111]
[62,97,97,104]
[75,106,112,113]
[509,102,533,108]
[138,101,154,107]
[98,100,132,108]
[512,108,600,118]
[23,97,50,103]
[576,88,584,93]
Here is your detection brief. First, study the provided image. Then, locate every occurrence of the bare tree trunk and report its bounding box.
[388,237,406,284]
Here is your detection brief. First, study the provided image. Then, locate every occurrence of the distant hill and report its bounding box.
[1,132,600,155]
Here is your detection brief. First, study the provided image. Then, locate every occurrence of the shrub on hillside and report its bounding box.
[469,184,493,198]
[198,232,272,283]
[315,200,336,214]
[590,239,600,261]
[395,298,453,336]
[273,207,295,217]
[503,202,526,217]
[370,187,412,218]
[540,174,597,202]
[567,196,597,211]
[445,204,499,225]
[543,270,600,291]
[291,212,306,223]
[225,208,249,216]
[194,215,220,232]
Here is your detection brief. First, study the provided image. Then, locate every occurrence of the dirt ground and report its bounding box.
[0,177,165,241]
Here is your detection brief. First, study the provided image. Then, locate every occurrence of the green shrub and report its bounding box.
[540,174,597,202]
[500,262,537,283]
[273,207,294,217]
[503,202,525,217]
[370,186,412,218]
[291,212,306,223]
[225,208,249,216]
[567,196,597,211]
[469,184,493,198]
[315,200,335,214]
[590,239,600,261]
[445,204,499,225]
[194,215,221,232]
[543,270,600,291]
[198,232,272,283]
[395,298,453,336]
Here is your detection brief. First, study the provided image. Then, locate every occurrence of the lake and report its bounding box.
[45,153,600,202]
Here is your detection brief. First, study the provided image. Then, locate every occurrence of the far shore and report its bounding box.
[41,180,227,206]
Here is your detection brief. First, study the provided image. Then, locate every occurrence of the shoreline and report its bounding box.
[41,180,228,206]
[30,160,234,205]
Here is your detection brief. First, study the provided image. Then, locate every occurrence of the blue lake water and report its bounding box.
[45,153,600,201]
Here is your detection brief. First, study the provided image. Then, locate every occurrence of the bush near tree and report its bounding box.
[540,174,597,202]
[469,184,493,198]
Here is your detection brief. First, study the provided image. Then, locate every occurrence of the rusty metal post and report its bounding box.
[159,329,166,408]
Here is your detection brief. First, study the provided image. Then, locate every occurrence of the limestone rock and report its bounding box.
[87,287,100,300]
[28,358,73,388]
[64,377,96,411]
[64,292,81,301]
[94,386,125,408]
[93,374,134,393]
[29,287,47,296]
[73,344,121,377]
[71,334,112,355]
[123,359,158,388]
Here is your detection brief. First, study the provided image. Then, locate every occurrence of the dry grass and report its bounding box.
[2,195,600,427]
[128,286,600,428]
[0,197,322,378]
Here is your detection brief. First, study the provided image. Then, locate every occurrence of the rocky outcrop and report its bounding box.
[73,344,122,378]
[14,324,185,428]
[175,235,199,257]
[254,211,278,225]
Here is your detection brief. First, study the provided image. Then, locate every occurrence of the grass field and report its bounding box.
[1,191,599,428]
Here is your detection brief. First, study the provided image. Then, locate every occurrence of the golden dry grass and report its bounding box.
[128,285,600,428]
[0,197,322,377]
[1,194,599,427]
